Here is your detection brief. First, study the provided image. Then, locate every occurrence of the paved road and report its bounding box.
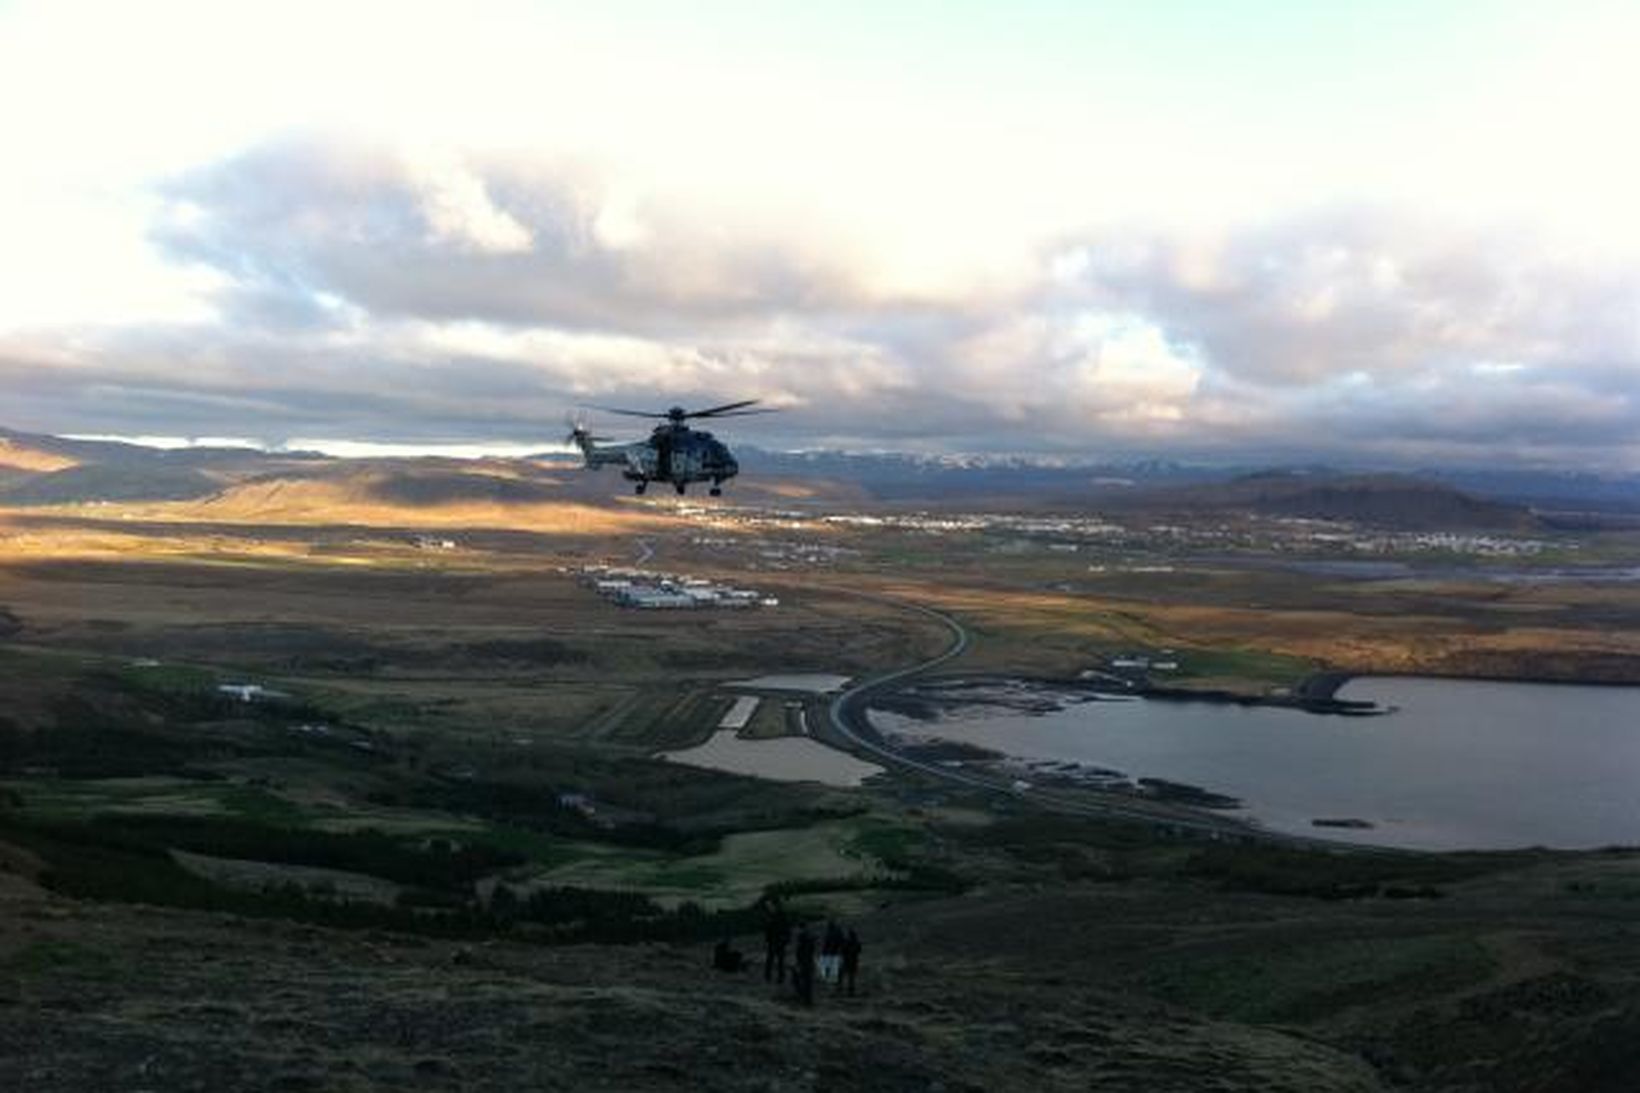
[819,588,1336,846]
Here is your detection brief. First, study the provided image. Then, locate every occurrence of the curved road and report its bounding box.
[821,589,1340,846]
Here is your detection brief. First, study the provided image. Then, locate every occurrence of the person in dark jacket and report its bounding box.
[762,902,792,983]
[792,923,816,1006]
[840,928,862,995]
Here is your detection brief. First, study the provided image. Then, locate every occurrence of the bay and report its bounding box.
[869,677,1640,850]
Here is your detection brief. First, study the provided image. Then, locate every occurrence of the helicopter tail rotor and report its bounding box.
[564,414,611,458]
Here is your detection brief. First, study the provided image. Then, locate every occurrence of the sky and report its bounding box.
[1,0,1636,468]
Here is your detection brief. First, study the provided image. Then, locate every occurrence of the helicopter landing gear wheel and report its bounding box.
[634,482,646,495]
[709,486,722,497]
[674,481,687,495]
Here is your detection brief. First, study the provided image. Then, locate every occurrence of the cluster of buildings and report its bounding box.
[1104,651,1180,672]
[687,533,859,569]
[1337,530,1557,557]
[653,500,1573,582]
[580,566,778,609]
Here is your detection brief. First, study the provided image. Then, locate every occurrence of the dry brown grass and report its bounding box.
[0,440,77,473]
[141,478,683,535]
[6,494,1638,689]
[852,574,1640,682]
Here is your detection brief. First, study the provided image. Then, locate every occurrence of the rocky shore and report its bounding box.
[887,672,1389,718]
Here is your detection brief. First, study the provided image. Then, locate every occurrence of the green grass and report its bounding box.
[1140,933,1494,1023]
[455,823,599,868]
[602,687,729,750]
[1166,646,1317,687]
[517,816,907,908]
[846,819,926,864]
[2,777,232,821]
[3,939,117,977]
[113,662,220,695]
[1186,844,1529,897]
[219,785,306,823]
[646,863,725,890]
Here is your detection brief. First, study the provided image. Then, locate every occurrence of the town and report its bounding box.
[578,565,780,609]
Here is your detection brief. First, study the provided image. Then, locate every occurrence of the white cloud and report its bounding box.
[404,148,534,255]
[1,2,1638,469]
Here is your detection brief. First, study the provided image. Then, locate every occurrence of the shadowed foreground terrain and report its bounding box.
[0,870,1387,1093]
[8,843,1640,1093]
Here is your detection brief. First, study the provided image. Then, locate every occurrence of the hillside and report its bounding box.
[151,466,678,535]
[0,428,329,506]
[1108,471,1540,531]
[0,463,224,504]
[0,869,1393,1093]
[0,428,870,514]
[0,427,1621,529]
[737,447,1223,503]
[0,436,79,473]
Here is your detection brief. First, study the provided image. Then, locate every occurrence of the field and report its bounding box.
[5,490,1640,1090]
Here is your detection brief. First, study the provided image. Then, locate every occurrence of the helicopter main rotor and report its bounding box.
[589,399,778,425]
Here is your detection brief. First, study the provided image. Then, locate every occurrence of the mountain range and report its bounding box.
[4,425,1636,531]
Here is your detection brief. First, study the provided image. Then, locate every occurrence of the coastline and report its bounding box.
[896,667,1640,720]
[887,670,1388,717]
[864,672,1640,851]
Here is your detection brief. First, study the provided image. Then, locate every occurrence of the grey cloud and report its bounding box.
[7,144,1636,471]
[1064,207,1640,386]
[155,137,871,335]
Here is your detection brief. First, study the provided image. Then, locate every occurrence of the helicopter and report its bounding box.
[567,399,775,496]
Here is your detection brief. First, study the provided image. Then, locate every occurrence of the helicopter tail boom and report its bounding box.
[567,424,629,470]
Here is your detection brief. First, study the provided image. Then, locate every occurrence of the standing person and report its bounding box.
[763,901,791,983]
[792,923,816,1006]
[840,927,862,996]
[820,919,844,985]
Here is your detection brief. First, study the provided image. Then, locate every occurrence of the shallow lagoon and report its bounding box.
[870,677,1640,850]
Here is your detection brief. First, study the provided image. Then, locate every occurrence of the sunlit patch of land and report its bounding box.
[0,439,78,473]
[116,477,682,536]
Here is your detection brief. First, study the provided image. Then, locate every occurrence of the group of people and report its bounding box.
[713,899,863,1005]
[765,902,863,1005]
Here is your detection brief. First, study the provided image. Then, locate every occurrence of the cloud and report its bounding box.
[405,149,534,255]
[1056,207,1640,387]
[1,127,1633,470]
[151,136,942,336]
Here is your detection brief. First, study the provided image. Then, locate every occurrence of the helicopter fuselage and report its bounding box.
[574,423,740,496]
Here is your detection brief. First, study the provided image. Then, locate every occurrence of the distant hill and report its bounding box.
[0,435,79,473]
[0,463,224,505]
[2,425,1629,527]
[737,448,1640,518]
[132,462,673,535]
[1425,467,1640,517]
[0,427,867,511]
[1108,471,1540,531]
[0,427,324,506]
[736,447,1230,504]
